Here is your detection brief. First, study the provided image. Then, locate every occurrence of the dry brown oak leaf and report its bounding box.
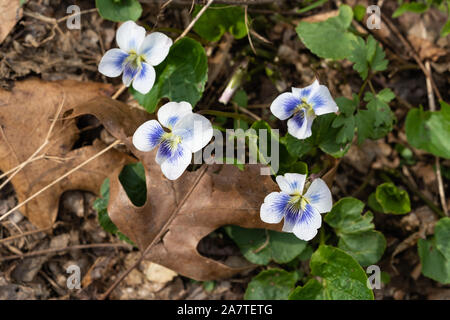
[0,0,22,44]
[0,79,135,229]
[72,96,336,281]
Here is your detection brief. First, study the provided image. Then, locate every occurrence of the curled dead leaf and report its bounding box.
[0,79,134,229]
[0,0,22,44]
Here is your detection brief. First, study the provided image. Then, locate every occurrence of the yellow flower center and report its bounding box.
[126,50,146,69]
[288,192,310,212]
[162,132,182,149]
[294,98,315,117]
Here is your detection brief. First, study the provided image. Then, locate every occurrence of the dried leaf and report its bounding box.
[0,0,22,44]
[0,79,134,229]
[71,96,285,280]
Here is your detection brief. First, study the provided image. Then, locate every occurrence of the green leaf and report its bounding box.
[131,38,208,113]
[336,95,358,117]
[245,269,299,300]
[349,35,389,80]
[370,40,389,73]
[224,226,308,265]
[369,182,411,214]
[94,178,133,245]
[202,281,216,292]
[332,95,359,144]
[435,217,450,259]
[119,162,146,207]
[355,89,396,144]
[94,163,147,244]
[441,20,450,37]
[286,161,308,175]
[418,217,450,284]
[349,37,370,80]
[333,116,355,144]
[282,133,314,159]
[94,179,115,233]
[324,198,386,266]
[232,89,248,108]
[290,246,374,300]
[337,231,386,267]
[355,110,373,144]
[367,192,385,213]
[289,278,324,300]
[193,4,247,42]
[325,198,373,234]
[297,0,328,14]
[296,5,358,60]
[364,89,395,127]
[283,114,351,159]
[353,4,366,22]
[95,0,142,22]
[405,102,450,159]
[393,2,428,18]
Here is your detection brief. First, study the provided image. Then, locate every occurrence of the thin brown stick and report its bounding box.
[0,243,129,262]
[0,226,53,244]
[0,140,121,222]
[238,106,261,121]
[24,8,97,25]
[0,155,45,180]
[253,229,270,253]
[153,0,174,29]
[425,61,448,216]
[99,166,209,300]
[111,84,127,100]
[244,5,256,55]
[56,8,97,23]
[175,0,214,42]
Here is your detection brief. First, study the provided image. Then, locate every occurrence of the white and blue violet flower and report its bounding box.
[270,80,338,140]
[132,102,213,180]
[260,173,332,241]
[98,21,172,94]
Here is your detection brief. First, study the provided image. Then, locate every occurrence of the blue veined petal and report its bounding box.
[98,49,129,77]
[156,136,176,165]
[304,178,333,214]
[287,110,315,140]
[282,199,301,232]
[270,92,300,120]
[292,203,321,241]
[116,21,146,52]
[122,61,139,87]
[157,101,193,129]
[308,84,338,115]
[260,192,291,224]
[167,116,179,128]
[291,80,320,100]
[276,173,306,195]
[132,120,164,152]
[132,62,156,94]
[160,143,192,180]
